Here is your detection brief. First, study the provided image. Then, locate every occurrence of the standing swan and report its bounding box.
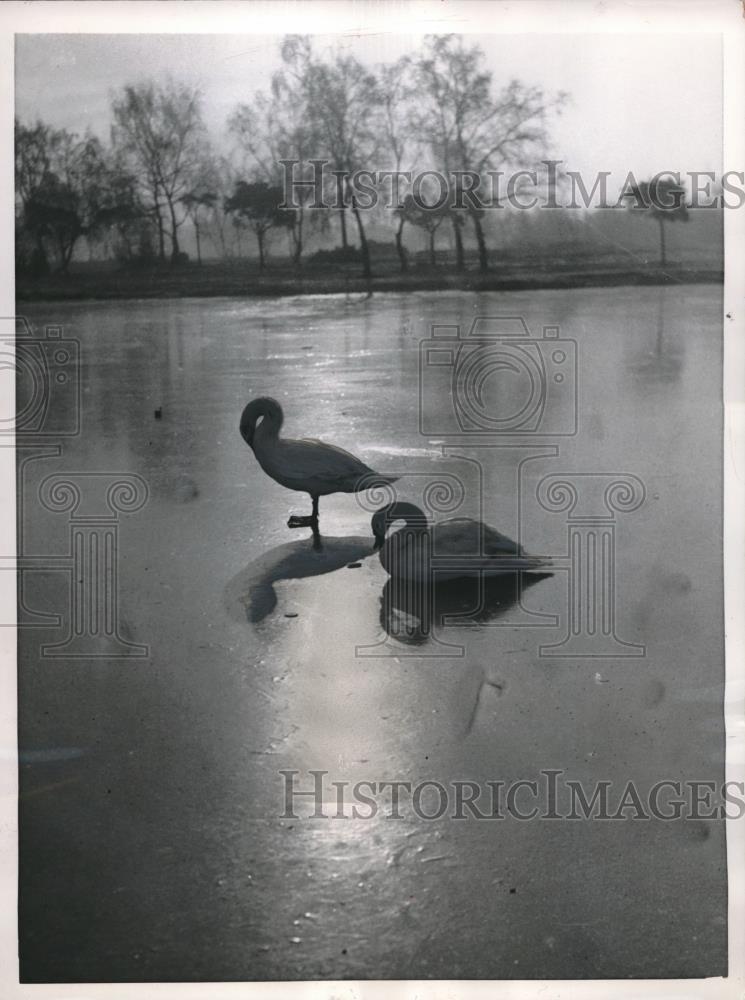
[372,501,550,581]
[240,397,398,529]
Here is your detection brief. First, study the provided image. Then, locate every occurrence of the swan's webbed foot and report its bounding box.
[288,514,317,528]
[286,513,322,550]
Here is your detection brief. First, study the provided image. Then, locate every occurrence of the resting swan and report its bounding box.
[240,397,398,528]
[372,501,550,581]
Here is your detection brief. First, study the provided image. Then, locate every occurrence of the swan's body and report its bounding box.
[372,502,550,581]
[240,397,398,527]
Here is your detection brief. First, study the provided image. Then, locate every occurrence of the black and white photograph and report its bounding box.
[2,0,744,992]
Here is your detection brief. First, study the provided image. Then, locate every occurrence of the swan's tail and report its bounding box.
[518,555,554,573]
[486,554,553,573]
[356,472,400,493]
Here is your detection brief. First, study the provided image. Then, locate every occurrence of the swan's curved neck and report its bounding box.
[255,403,283,440]
[240,398,284,448]
[385,503,428,533]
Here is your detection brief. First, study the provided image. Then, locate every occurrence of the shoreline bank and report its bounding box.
[16,263,723,303]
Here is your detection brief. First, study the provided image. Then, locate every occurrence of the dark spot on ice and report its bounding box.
[509,888,516,894]
[642,680,665,708]
[173,476,199,502]
[154,408,162,419]
[690,822,711,842]
[341,948,347,955]
[666,572,692,593]
[486,679,506,696]
[284,612,298,618]
[347,562,362,569]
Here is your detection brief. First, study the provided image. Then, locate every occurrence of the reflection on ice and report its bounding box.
[224,535,375,623]
[627,286,684,383]
[380,572,552,646]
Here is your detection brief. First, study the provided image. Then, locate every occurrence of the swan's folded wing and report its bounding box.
[277,437,376,488]
[482,524,525,557]
[484,531,526,556]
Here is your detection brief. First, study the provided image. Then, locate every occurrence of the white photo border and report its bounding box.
[1,2,742,998]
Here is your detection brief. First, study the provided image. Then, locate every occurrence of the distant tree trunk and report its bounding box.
[428,230,436,267]
[155,209,165,260]
[452,218,465,271]
[257,229,266,270]
[292,216,303,266]
[338,206,349,249]
[30,240,49,278]
[472,213,488,272]
[168,201,180,262]
[58,234,76,274]
[351,201,371,280]
[152,183,166,260]
[658,217,666,266]
[194,216,202,265]
[395,216,408,273]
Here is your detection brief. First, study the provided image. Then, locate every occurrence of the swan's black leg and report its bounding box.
[311,521,323,551]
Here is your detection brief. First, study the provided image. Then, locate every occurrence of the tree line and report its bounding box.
[17,34,688,277]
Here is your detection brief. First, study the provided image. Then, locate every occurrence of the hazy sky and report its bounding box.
[15,32,723,179]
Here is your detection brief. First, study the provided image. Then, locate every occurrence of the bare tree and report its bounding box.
[301,45,381,279]
[379,56,413,273]
[15,119,62,271]
[179,157,223,265]
[111,78,208,263]
[229,40,323,266]
[15,119,57,210]
[413,35,564,272]
[224,180,294,270]
[199,156,239,259]
[180,190,216,265]
[397,193,457,267]
[16,120,111,273]
[623,177,689,266]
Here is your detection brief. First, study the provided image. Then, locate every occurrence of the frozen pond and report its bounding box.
[17,285,725,980]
